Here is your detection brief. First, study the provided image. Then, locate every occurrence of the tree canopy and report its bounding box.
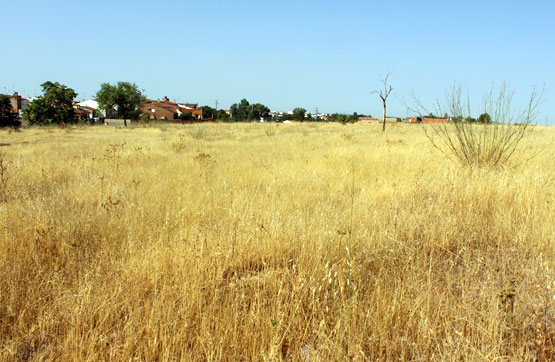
[96,82,145,119]
[292,108,307,121]
[0,96,18,127]
[200,105,216,119]
[230,99,250,121]
[248,103,270,121]
[229,99,270,121]
[23,81,77,125]
[200,105,231,121]
[477,113,492,124]
[327,113,358,124]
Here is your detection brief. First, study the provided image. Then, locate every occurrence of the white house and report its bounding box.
[77,99,103,116]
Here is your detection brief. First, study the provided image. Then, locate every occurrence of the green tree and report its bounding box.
[178,112,195,121]
[292,107,306,121]
[23,81,77,125]
[229,99,271,121]
[281,113,294,121]
[200,105,216,119]
[216,109,230,121]
[327,113,357,124]
[96,82,145,119]
[236,99,250,121]
[0,96,11,116]
[230,98,250,121]
[477,112,492,124]
[0,96,19,127]
[248,103,270,121]
[328,113,349,124]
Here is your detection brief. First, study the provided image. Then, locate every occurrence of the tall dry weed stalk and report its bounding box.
[0,151,8,185]
[0,150,10,202]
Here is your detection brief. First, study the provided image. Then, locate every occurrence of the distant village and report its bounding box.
[0,90,450,127]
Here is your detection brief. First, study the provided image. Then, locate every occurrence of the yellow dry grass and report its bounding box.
[0,122,554,361]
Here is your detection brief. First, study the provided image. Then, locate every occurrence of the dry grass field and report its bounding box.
[0,122,554,361]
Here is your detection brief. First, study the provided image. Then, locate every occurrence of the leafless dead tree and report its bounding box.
[372,72,393,132]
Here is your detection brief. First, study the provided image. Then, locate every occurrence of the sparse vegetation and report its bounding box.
[416,84,543,168]
[0,150,10,201]
[0,123,553,361]
[139,112,151,121]
[189,125,206,140]
[171,133,188,152]
[264,125,277,137]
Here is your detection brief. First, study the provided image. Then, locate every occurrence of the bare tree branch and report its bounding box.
[371,71,393,132]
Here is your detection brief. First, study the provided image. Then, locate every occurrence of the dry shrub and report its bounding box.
[417,83,543,168]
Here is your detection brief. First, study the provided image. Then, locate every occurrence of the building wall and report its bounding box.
[73,105,98,120]
[139,101,203,120]
[9,98,18,112]
[178,108,203,118]
[4,93,24,113]
[408,116,449,124]
[139,104,177,120]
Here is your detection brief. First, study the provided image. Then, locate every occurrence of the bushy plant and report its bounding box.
[171,134,187,152]
[190,126,206,139]
[178,112,195,121]
[415,83,542,168]
[23,81,77,125]
[127,110,142,120]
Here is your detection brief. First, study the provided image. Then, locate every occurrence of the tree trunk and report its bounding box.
[382,102,386,132]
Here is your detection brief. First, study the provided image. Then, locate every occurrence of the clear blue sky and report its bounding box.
[2,0,554,123]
